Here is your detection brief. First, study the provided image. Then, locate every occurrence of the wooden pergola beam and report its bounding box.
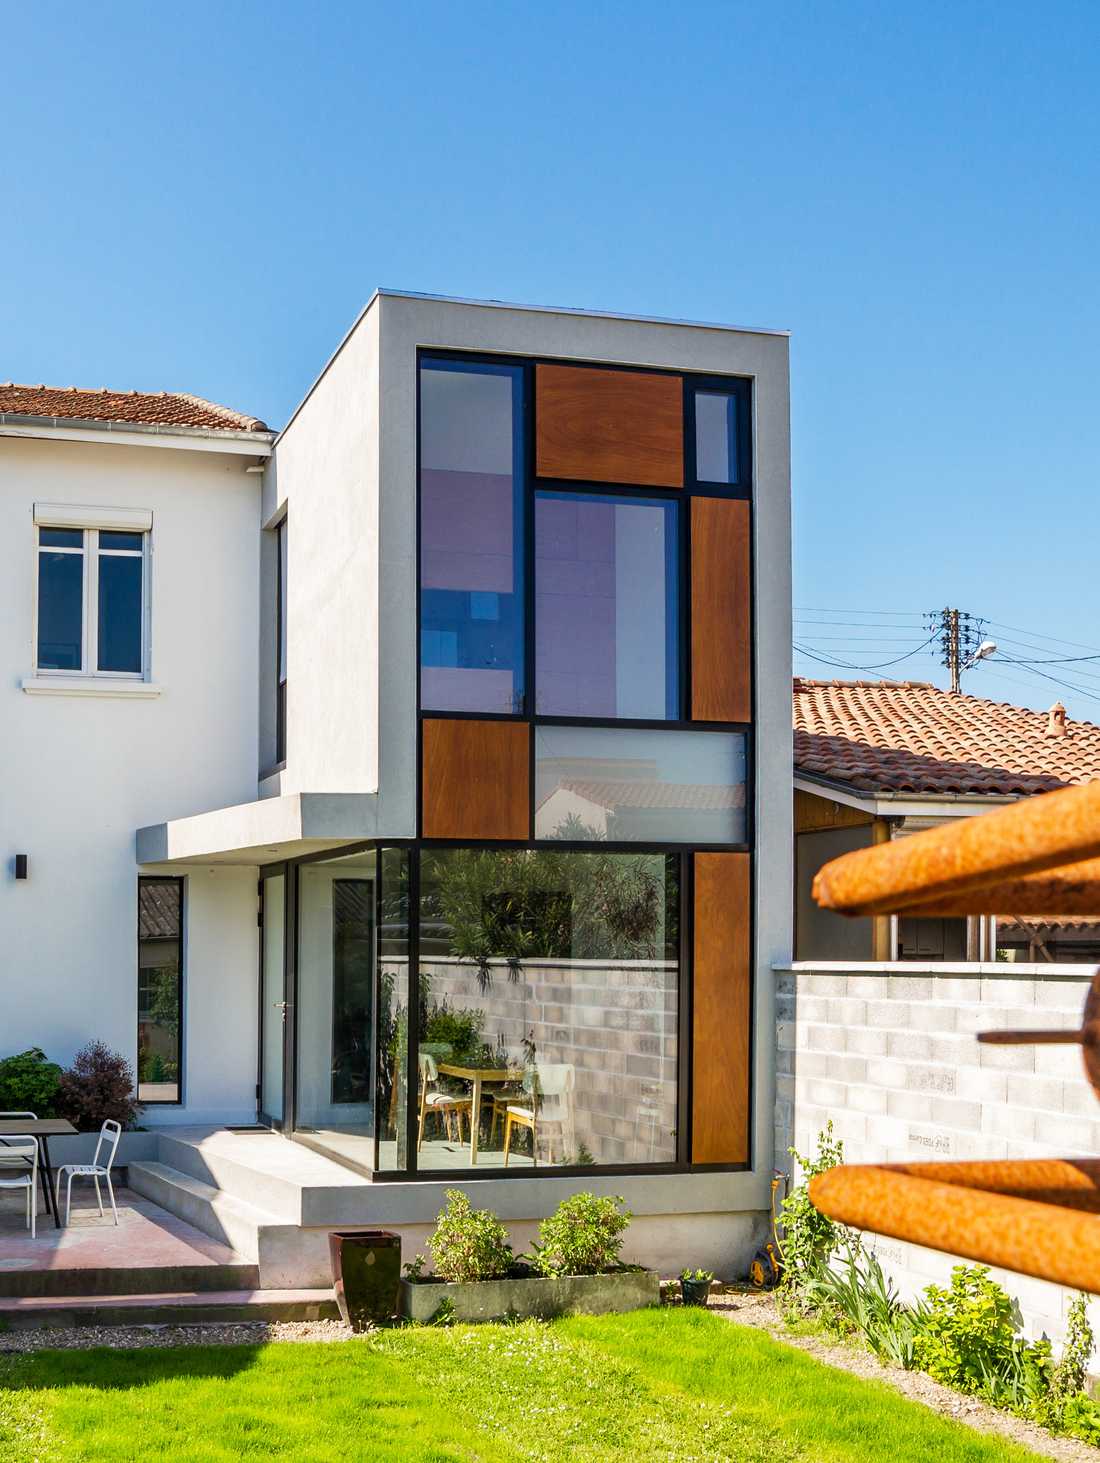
[812,781,1100,918]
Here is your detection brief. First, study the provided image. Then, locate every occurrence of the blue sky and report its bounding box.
[5,3,1099,717]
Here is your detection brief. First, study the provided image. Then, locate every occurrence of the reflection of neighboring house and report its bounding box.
[793,679,1100,962]
[538,776,746,843]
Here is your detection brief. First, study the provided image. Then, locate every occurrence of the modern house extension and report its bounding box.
[3,291,791,1277]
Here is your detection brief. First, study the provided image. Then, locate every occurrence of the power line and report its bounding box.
[793,634,939,672]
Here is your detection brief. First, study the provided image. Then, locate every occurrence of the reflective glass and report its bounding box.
[534,724,747,844]
[536,492,679,718]
[99,530,144,551]
[37,550,84,669]
[377,847,411,1170]
[420,360,525,713]
[138,878,182,1103]
[97,552,142,672]
[695,391,738,484]
[39,528,82,548]
[415,848,679,1171]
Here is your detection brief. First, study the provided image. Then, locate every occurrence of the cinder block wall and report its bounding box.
[775,962,1100,1355]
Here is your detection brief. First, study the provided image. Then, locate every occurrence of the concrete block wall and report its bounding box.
[775,961,1100,1354]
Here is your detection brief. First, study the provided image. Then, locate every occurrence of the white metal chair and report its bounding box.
[417,1053,473,1151]
[55,1119,122,1225]
[0,1135,39,1238]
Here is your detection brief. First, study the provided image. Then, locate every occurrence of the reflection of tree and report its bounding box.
[422,849,677,991]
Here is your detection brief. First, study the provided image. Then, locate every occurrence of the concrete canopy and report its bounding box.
[136,793,395,866]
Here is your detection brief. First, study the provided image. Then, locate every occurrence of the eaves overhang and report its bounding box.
[794,771,1018,821]
[0,413,274,456]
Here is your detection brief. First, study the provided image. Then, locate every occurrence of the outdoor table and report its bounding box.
[0,1118,77,1230]
[436,1064,523,1164]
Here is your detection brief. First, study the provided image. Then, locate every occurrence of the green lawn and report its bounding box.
[0,1308,1042,1462]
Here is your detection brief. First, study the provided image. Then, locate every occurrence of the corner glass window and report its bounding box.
[36,525,146,676]
[535,492,679,719]
[276,519,287,763]
[138,877,183,1103]
[415,848,679,1170]
[534,724,747,844]
[419,359,525,714]
[694,390,740,485]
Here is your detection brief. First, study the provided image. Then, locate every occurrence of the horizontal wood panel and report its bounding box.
[422,718,530,841]
[692,851,751,1165]
[691,497,751,722]
[535,363,684,488]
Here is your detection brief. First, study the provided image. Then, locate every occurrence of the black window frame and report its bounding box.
[275,517,288,766]
[684,375,754,497]
[137,874,185,1107]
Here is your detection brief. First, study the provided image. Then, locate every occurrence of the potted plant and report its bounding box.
[680,1268,715,1306]
[399,1189,659,1323]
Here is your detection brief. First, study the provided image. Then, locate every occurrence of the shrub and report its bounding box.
[778,1121,845,1309]
[531,1192,631,1277]
[912,1265,1045,1401]
[0,1048,62,1117]
[56,1042,141,1131]
[426,1190,513,1283]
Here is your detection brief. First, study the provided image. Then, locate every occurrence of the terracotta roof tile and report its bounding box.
[549,779,745,810]
[793,679,1100,797]
[0,382,269,433]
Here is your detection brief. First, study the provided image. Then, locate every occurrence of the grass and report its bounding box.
[0,1308,1045,1461]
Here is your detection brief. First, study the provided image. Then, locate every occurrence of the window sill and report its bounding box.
[21,676,163,699]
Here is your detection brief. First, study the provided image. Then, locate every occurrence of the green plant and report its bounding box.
[777,1122,845,1306]
[530,1192,631,1277]
[403,1254,426,1280]
[801,1238,919,1368]
[912,1265,1046,1403]
[56,1041,141,1130]
[0,1047,62,1117]
[426,1190,513,1283]
[680,1268,715,1283]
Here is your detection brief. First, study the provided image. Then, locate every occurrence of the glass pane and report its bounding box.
[695,391,738,484]
[536,492,678,718]
[277,521,288,684]
[138,878,182,1102]
[98,552,142,672]
[296,852,377,1156]
[416,849,679,1171]
[99,530,144,551]
[39,527,82,548]
[261,875,285,1121]
[377,847,410,1171]
[420,360,525,713]
[535,725,747,844]
[37,550,83,669]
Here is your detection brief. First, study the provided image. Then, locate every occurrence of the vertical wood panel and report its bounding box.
[692,851,751,1165]
[535,363,684,487]
[422,719,530,840]
[691,497,751,722]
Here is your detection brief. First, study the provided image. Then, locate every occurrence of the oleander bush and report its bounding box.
[425,1190,514,1283]
[530,1192,632,1277]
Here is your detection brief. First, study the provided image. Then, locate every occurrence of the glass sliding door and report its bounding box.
[376,846,411,1171]
[259,871,287,1125]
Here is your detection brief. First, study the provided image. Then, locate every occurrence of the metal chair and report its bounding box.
[55,1119,122,1225]
[0,1135,39,1238]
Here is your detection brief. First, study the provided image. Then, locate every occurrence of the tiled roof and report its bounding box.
[138,881,181,941]
[793,679,1100,797]
[0,382,269,433]
[547,780,745,810]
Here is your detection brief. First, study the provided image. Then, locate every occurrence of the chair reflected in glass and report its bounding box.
[503,1064,575,1166]
[416,1052,473,1152]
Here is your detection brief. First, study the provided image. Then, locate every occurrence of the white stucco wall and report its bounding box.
[0,435,261,1122]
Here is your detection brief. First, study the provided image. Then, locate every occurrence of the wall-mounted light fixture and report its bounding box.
[14,855,28,880]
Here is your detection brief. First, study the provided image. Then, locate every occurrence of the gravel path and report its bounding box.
[711,1290,1095,1463]
[0,1317,356,1352]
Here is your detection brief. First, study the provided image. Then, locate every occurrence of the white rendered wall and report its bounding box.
[0,436,261,1123]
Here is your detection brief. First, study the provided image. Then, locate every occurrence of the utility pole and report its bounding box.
[927,609,994,693]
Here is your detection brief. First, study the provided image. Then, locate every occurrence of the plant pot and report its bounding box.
[329,1230,401,1330]
[400,1268,660,1324]
[680,1276,712,1307]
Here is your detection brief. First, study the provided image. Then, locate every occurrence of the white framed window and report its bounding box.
[35,521,150,679]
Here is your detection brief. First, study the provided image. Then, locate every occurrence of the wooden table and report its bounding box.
[0,1118,77,1230]
[436,1065,522,1165]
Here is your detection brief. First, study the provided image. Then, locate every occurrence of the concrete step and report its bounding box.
[0,1261,259,1300]
[154,1132,305,1224]
[128,1162,279,1263]
[0,1288,338,1330]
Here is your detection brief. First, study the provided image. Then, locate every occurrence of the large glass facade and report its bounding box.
[535,492,679,719]
[419,359,525,713]
[414,848,679,1170]
[534,725,748,844]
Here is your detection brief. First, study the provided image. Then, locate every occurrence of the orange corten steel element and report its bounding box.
[809,1160,1100,1295]
[812,779,1100,917]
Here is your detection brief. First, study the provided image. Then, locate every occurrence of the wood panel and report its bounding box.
[422,718,530,841]
[795,790,874,834]
[535,363,683,488]
[692,851,751,1165]
[691,497,751,722]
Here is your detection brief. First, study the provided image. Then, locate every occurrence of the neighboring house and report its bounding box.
[2,292,791,1275]
[793,678,1100,963]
